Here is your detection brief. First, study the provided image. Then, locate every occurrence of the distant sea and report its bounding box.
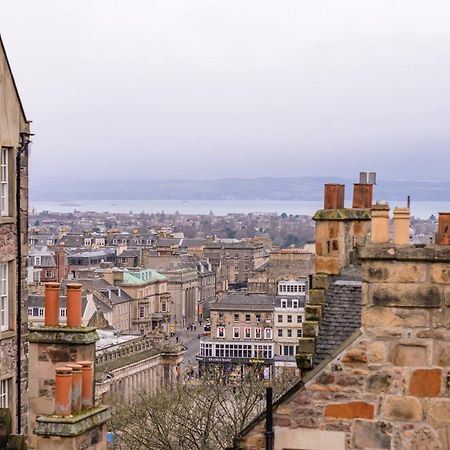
[29,199,450,219]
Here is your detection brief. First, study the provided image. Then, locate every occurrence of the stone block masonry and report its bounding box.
[238,244,450,450]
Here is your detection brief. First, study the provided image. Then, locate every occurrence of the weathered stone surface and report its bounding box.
[341,348,368,365]
[431,264,450,284]
[409,369,441,397]
[324,401,374,419]
[433,341,450,366]
[316,372,335,385]
[392,344,428,367]
[371,284,442,308]
[299,337,316,353]
[367,372,392,394]
[362,306,429,328]
[305,305,322,321]
[309,288,326,305]
[312,273,330,290]
[363,262,428,283]
[384,396,422,421]
[352,420,391,449]
[428,400,450,425]
[316,256,341,275]
[368,342,385,363]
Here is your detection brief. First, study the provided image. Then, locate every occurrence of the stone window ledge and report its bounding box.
[0,217,15,225]
[0,330,16,341]
[34,405,110,437]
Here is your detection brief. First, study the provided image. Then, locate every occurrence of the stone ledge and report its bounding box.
[28,326,99,345]
[313,208,371,221]
[34,405,110,437]
[359,245,450,262]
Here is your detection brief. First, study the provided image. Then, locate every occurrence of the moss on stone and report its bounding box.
[313,208,371,221]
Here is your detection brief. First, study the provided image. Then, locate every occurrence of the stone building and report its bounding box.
[102,268,171,335]
[197,259,215,321]
[204,239,267,289]
[248,248,314,294]
[0,34,30,439]
[198,293,275,380]
[95,334,185,402]
[237,185,450,449]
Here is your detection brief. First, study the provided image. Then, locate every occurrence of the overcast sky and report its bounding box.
[1,0,450,183]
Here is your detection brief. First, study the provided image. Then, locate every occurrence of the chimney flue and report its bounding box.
[352,183,373,209]
[44,282,60,327]
[437,213,450,245]
[66,363,83,413]
[66,283,82,328]
[78,361,94,409]
[393,207,410,245]
[324,184,345,210]
[371,202,390,244]
[55,367,73,416]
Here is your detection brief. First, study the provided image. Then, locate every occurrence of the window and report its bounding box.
[60,308,67,317]
[245,314,251,322]
[255,328,262,339]
[281,299,287,308]
[217,326,225,338]
[287,329,292,338]
[0,148,8,216]
[277,315,282,323]
[34,256,42,266]
[264,328,272,340]
[139,306,145,318]
[38,308,44,317]
[234,313,239,322]
[244,327,251,339]
[233,327,240,338]
[0,263,8,331]
[45,270,53,278]
[283,345,294,356]
[277,329,283,337]
[287,315,292,323]
[27,308,32,316]
[297,315,303,324]
[256,314,261,323]
[297,329,302,338]
[161,302,167,312]
[0,378,9,408]
[292,300,298,308]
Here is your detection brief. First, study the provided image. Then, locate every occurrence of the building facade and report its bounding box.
[0,35,30,435]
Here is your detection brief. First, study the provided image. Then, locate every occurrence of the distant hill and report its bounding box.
[30,177,450,202]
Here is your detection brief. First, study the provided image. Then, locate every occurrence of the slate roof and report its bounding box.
[212,293,275,311]
[313,279,362,366]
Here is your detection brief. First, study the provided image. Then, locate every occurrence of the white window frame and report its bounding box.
[264,328,272,340]
[233,327,240,339]
[244,327,251,339]
[254,327,262,339]
[0,263,9,331]
[0,148,9,217]
[0,378,9,408]
[38,308,44,317]
[139,306,145,318]
[59,308,67,317]
[292,299,299,308]
[217,326,225,338]
[277,328,283,337]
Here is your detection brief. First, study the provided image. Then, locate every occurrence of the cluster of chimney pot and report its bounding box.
[44,282,94,417]
[324,182,450,245]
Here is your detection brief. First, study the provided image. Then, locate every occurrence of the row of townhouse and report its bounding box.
[197,277,309,380]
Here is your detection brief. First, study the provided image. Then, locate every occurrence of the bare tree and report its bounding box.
[110,370,296,450]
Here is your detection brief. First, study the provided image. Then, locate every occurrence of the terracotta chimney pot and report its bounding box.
[352,184,373,209]
[66,363,83,413]
[393,207,410,245]
[324,184,345,209]
[438,213,450,245]
[66,283,82,328]
[44,282,60,327]
[371,202,390,243]
[78,361,93,409]
[55,367,73,416]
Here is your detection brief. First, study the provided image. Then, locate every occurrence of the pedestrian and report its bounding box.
[176,336,179,343]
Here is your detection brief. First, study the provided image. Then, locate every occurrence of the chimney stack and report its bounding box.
[393,208,410,245]
[438,213,450,245]
[66,363,83,413]
[44,282,60,326]
[371,202,390,244]
[324,184,345,210]
[66,283,82,328]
